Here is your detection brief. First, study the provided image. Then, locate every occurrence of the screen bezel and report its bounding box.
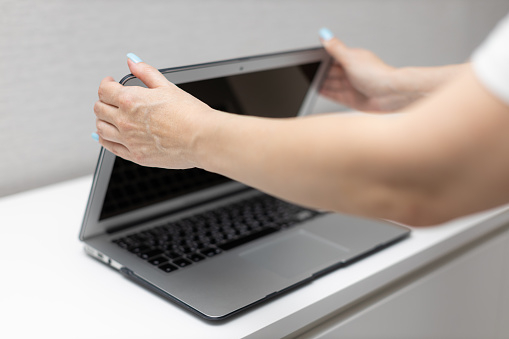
[80,47,331,240]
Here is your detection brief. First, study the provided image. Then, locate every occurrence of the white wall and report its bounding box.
[1,0,509,197]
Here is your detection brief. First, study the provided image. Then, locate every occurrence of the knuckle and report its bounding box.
[93,101,100,115]
[96,120,108,135]
[357,48,372,58]
[351,47,363,54]
[116,120,127,131]
[116,118,133,132]
[118,91,136,108]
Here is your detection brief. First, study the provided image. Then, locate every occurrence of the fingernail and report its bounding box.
[127,52,143,63]
[91,132,99,142]
[319,27,334,41]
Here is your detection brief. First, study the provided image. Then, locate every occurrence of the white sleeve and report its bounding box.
[472,13,509,106]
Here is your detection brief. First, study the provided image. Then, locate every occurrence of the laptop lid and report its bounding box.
[80,47,331,241]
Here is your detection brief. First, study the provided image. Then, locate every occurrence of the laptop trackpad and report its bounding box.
[239,229,350,279]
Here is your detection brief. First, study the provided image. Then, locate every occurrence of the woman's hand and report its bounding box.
[319,29,421,112]
[319,29,467,112]
[93,55,216,169]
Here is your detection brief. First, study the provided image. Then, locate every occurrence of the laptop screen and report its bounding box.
[99,62,320,220]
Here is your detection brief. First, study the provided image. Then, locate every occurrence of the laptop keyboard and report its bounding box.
[112,194,320,273]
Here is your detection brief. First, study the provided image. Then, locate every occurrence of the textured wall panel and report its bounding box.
[1,0,508,197]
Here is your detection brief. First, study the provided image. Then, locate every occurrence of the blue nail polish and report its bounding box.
[127,52,143,63]
[319,27,334,41]
[91,132,99,141]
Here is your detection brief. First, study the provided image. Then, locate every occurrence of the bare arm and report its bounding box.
[195,64,509,226]
[94,59,509,227]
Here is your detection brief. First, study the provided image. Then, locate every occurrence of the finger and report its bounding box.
[319,88,336,99]
[98,77,124,106]
[319,28,351,65]
[321,78,351,93]
[325,64,346,80]
[320,88,351,104]
[126,53,170,89]
[93,100,119,125]
[98,135,131,160]
[96,119,121,143]
[320,87,367,109]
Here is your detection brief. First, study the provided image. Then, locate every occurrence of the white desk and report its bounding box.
[2,176,509,338]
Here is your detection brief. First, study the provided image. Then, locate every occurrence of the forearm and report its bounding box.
[195,65,509,226]
[195,111,414,222]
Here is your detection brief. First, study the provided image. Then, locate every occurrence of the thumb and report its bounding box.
[126,53,169,89]
[318,28,350,65]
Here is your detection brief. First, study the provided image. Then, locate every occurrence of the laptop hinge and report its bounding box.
[106,186,254,235]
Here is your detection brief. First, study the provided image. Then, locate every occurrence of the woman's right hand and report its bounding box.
[93,55,219,170]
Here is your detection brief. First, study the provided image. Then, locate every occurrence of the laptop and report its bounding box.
[79,47,410,320]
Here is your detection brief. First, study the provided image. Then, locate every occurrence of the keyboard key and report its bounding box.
[113,239,130,248]
[201,247,222,257]
[218,227,278,251]
[188,253,205,262]
[181,246,196,254]
[128,245,150,254]
[158,263,178,273]
[144,238,158,246]
[149,256,169,266]
[173,258,192,268]
[195,241,207,249]
[128,234,148,243]
[165,251,182,259]
[138,249,163,260]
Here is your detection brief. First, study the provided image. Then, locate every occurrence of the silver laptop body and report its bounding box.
[79,47,410,320]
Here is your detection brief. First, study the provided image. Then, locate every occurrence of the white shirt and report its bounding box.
[472,13,509,106]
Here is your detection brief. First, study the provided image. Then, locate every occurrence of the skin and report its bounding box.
[94,37,509,226]
[320,39,467,112]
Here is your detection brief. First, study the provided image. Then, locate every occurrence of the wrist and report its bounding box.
[393,64,468,97]
[391,67,428,97]
[190,108,233,171]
